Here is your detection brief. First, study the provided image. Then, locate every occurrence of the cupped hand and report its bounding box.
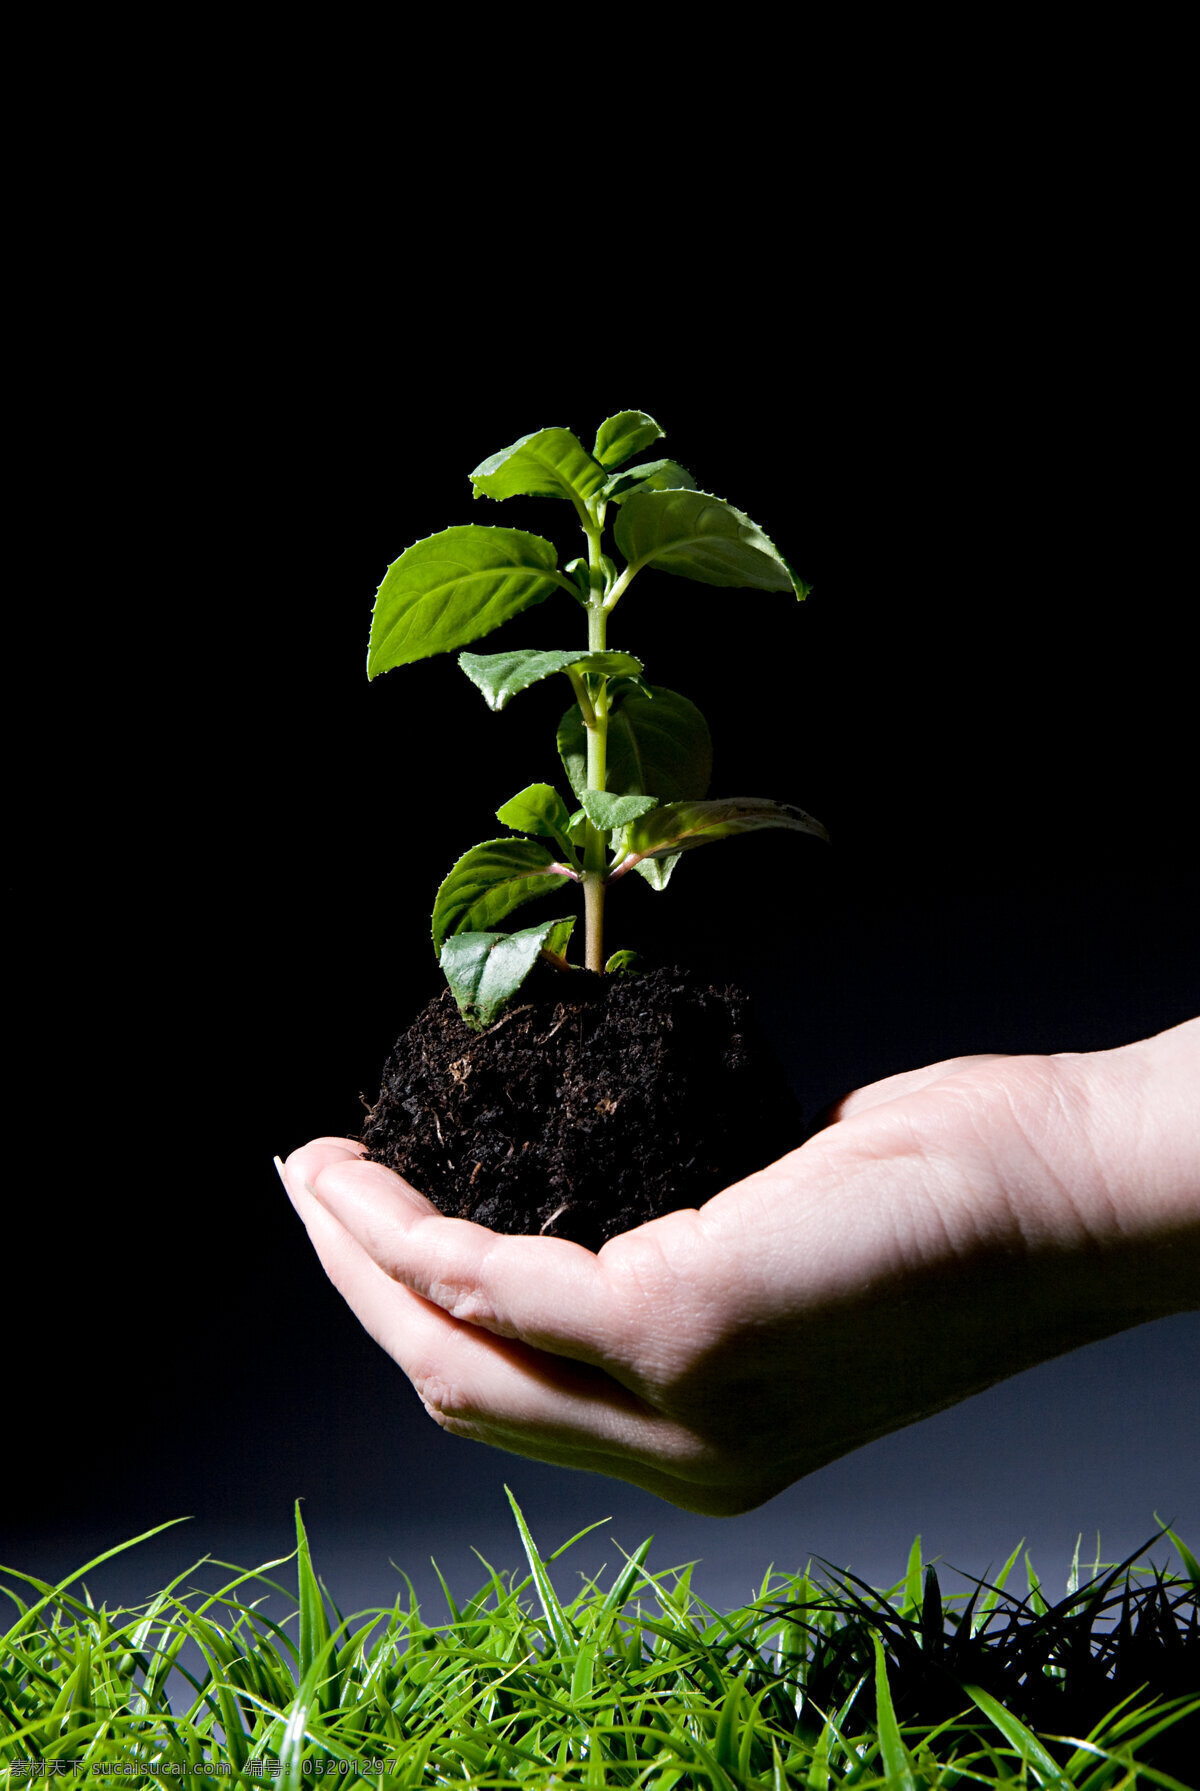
[280,1021,1197,1514]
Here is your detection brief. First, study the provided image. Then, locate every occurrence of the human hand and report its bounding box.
[280,1020,1198,1515]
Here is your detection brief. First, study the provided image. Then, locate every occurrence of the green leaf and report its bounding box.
[461,648,582,711]
[601,458,699,502]
[558,709,593,803]
[441,920,573,1029]
[622,797,829,864]
[542,915,577,966]
[432,837,570,953]
[574,650,645,680]
[609,688,712,801]
[604,949,641,975]
[558,685,712,804]
[496,784,577,856]
[470,427,607,507]
[593,409,665,469]
[563,557,592,604]
[578,790,658,833]
[368,526,564,677]
[459,647,645,711]
[636,853,681,891]
[614,488,809,597]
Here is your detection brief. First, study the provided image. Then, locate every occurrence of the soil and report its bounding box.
[361,963,803,1250]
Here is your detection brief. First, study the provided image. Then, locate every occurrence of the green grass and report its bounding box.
[1,1491,1195,1787]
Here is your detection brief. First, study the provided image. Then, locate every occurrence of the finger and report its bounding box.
[429,1421,769,1517]
[306,1154,644,1375]
[283,1137,368,1168]
[292,1183,699,1468]
[284,1149,426,1358]
[410,1327,693,1468]
[289,1174,784,1514]
[277,1138,366,1214]
[279,1136,391,1198]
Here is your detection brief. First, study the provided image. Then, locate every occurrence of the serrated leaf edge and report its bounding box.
[469,427,604,506]
[618,489,809,598]
[431,837,574,953]
[367,524,565,678]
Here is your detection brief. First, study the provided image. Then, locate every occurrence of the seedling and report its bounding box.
[368,410,827,1027]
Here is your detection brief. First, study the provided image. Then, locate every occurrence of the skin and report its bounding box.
[281,1018,1199,1516]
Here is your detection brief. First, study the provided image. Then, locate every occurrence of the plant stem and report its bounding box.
[582,521,609,973]
[603,561,636,611]
[582,869,605,972]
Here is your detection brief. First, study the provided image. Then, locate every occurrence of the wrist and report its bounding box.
[1056,1018,1200,1321]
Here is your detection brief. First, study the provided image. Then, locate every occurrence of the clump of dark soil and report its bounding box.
[361,963,802,1250]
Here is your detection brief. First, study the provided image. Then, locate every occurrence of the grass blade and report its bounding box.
[429,1557,461,1624]
[0,1518,191,1652]
[871,1632,916,1790]
[965,1681,1074,1788]
[598,1538,654,1619]
[0,1504,1191,1782]
[971,1537,1026,1637]
[1155,1515,1200,1592]
[505,1485,575,1657]
[713,1670,746,1773]
[293,1500,334,1715]
[902,1534,923,1616]
[547,1514,613,1562]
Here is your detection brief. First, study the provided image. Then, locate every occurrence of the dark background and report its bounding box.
[7,272,1197,1617]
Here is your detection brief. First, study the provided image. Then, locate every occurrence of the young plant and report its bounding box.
[368,410,827,1028]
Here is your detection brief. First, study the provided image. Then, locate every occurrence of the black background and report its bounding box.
[7,238,1197,1612]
